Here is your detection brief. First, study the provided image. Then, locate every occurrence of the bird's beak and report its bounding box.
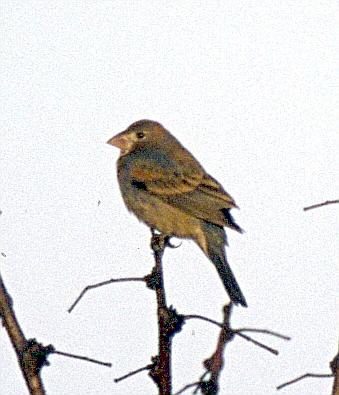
[107,131,133,155]
[107,131,128,149]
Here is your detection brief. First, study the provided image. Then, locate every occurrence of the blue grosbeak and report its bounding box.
[107,120,247,307]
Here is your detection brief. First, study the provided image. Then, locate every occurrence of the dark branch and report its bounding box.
[114,363,154,383]
[176,308,290,394]
[173,381,201,394]
[236,327,291,340]
[53,350,112,367]
[183,314,290,355]
[235,332,279,355]
[148,230,173,394]
[0,273,47,395]
[330,351,339,395]
[183,314,223,328]
[68,276,145,313]
[202,303,234,392]
[277,373,333,390]
[303,199,339,211]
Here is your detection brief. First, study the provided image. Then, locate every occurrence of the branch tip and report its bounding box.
[67,276,145,313]
[277,373,333,390]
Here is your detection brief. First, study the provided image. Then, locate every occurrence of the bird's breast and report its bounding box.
[117,165,201,239]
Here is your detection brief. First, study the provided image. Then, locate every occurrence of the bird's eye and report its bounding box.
[136,131,145,139]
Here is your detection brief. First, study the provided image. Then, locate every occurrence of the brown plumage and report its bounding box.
[107,120,247,307]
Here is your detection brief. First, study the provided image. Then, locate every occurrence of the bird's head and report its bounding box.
[107,120,170,156]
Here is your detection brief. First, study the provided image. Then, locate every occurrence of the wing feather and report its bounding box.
[125,150,241,231]
[129,157,203,195]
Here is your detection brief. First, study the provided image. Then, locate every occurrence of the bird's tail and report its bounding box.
[201,222,247,307]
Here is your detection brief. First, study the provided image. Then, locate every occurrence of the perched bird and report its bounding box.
[107,120,247,307]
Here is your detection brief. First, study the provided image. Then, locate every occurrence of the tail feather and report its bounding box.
[201,222,247,307]
[210,250,247,307]
[221,208,244,233]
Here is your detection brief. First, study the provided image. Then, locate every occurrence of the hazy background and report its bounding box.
[0,1,338,394]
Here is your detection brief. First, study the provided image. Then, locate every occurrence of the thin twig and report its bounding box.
[174,381,201,394]
[184,310,286,392]
[53,350,112,367]
[184,318,291,342]
[114,363,153,383]
[236,327,291,340]
[68,277,145,313]
[235,332,279,355]
[277,373,333,390]
[303,199,339,211]
[183,314,223,328]
[184,314,289,355]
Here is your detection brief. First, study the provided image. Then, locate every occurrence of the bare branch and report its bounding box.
[236,328,291,340]
[53,350,112,367]
[183,315,290,355]
[277,373,333,390]
[0,273,47,395]
[183,314,223,328]
[174,381,201,394]
[235,332,279,355]
[330,351,339,395]
[114,363,154,383]
[202,303,234,391]
[148,230,173,394]
[177,307,290,393]
[68,277,145,313]
[303,199,339,211]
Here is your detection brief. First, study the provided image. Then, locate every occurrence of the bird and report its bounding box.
[107,120,247,307]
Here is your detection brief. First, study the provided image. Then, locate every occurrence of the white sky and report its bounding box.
[0,1,338,394]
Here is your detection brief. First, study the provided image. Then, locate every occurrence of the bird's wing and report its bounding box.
[197,174,237,207]
[127,149,241,231]
[128,156,204,195]
[164,174,242,231]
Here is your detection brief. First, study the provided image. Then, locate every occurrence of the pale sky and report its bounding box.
[0,1,338,395]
